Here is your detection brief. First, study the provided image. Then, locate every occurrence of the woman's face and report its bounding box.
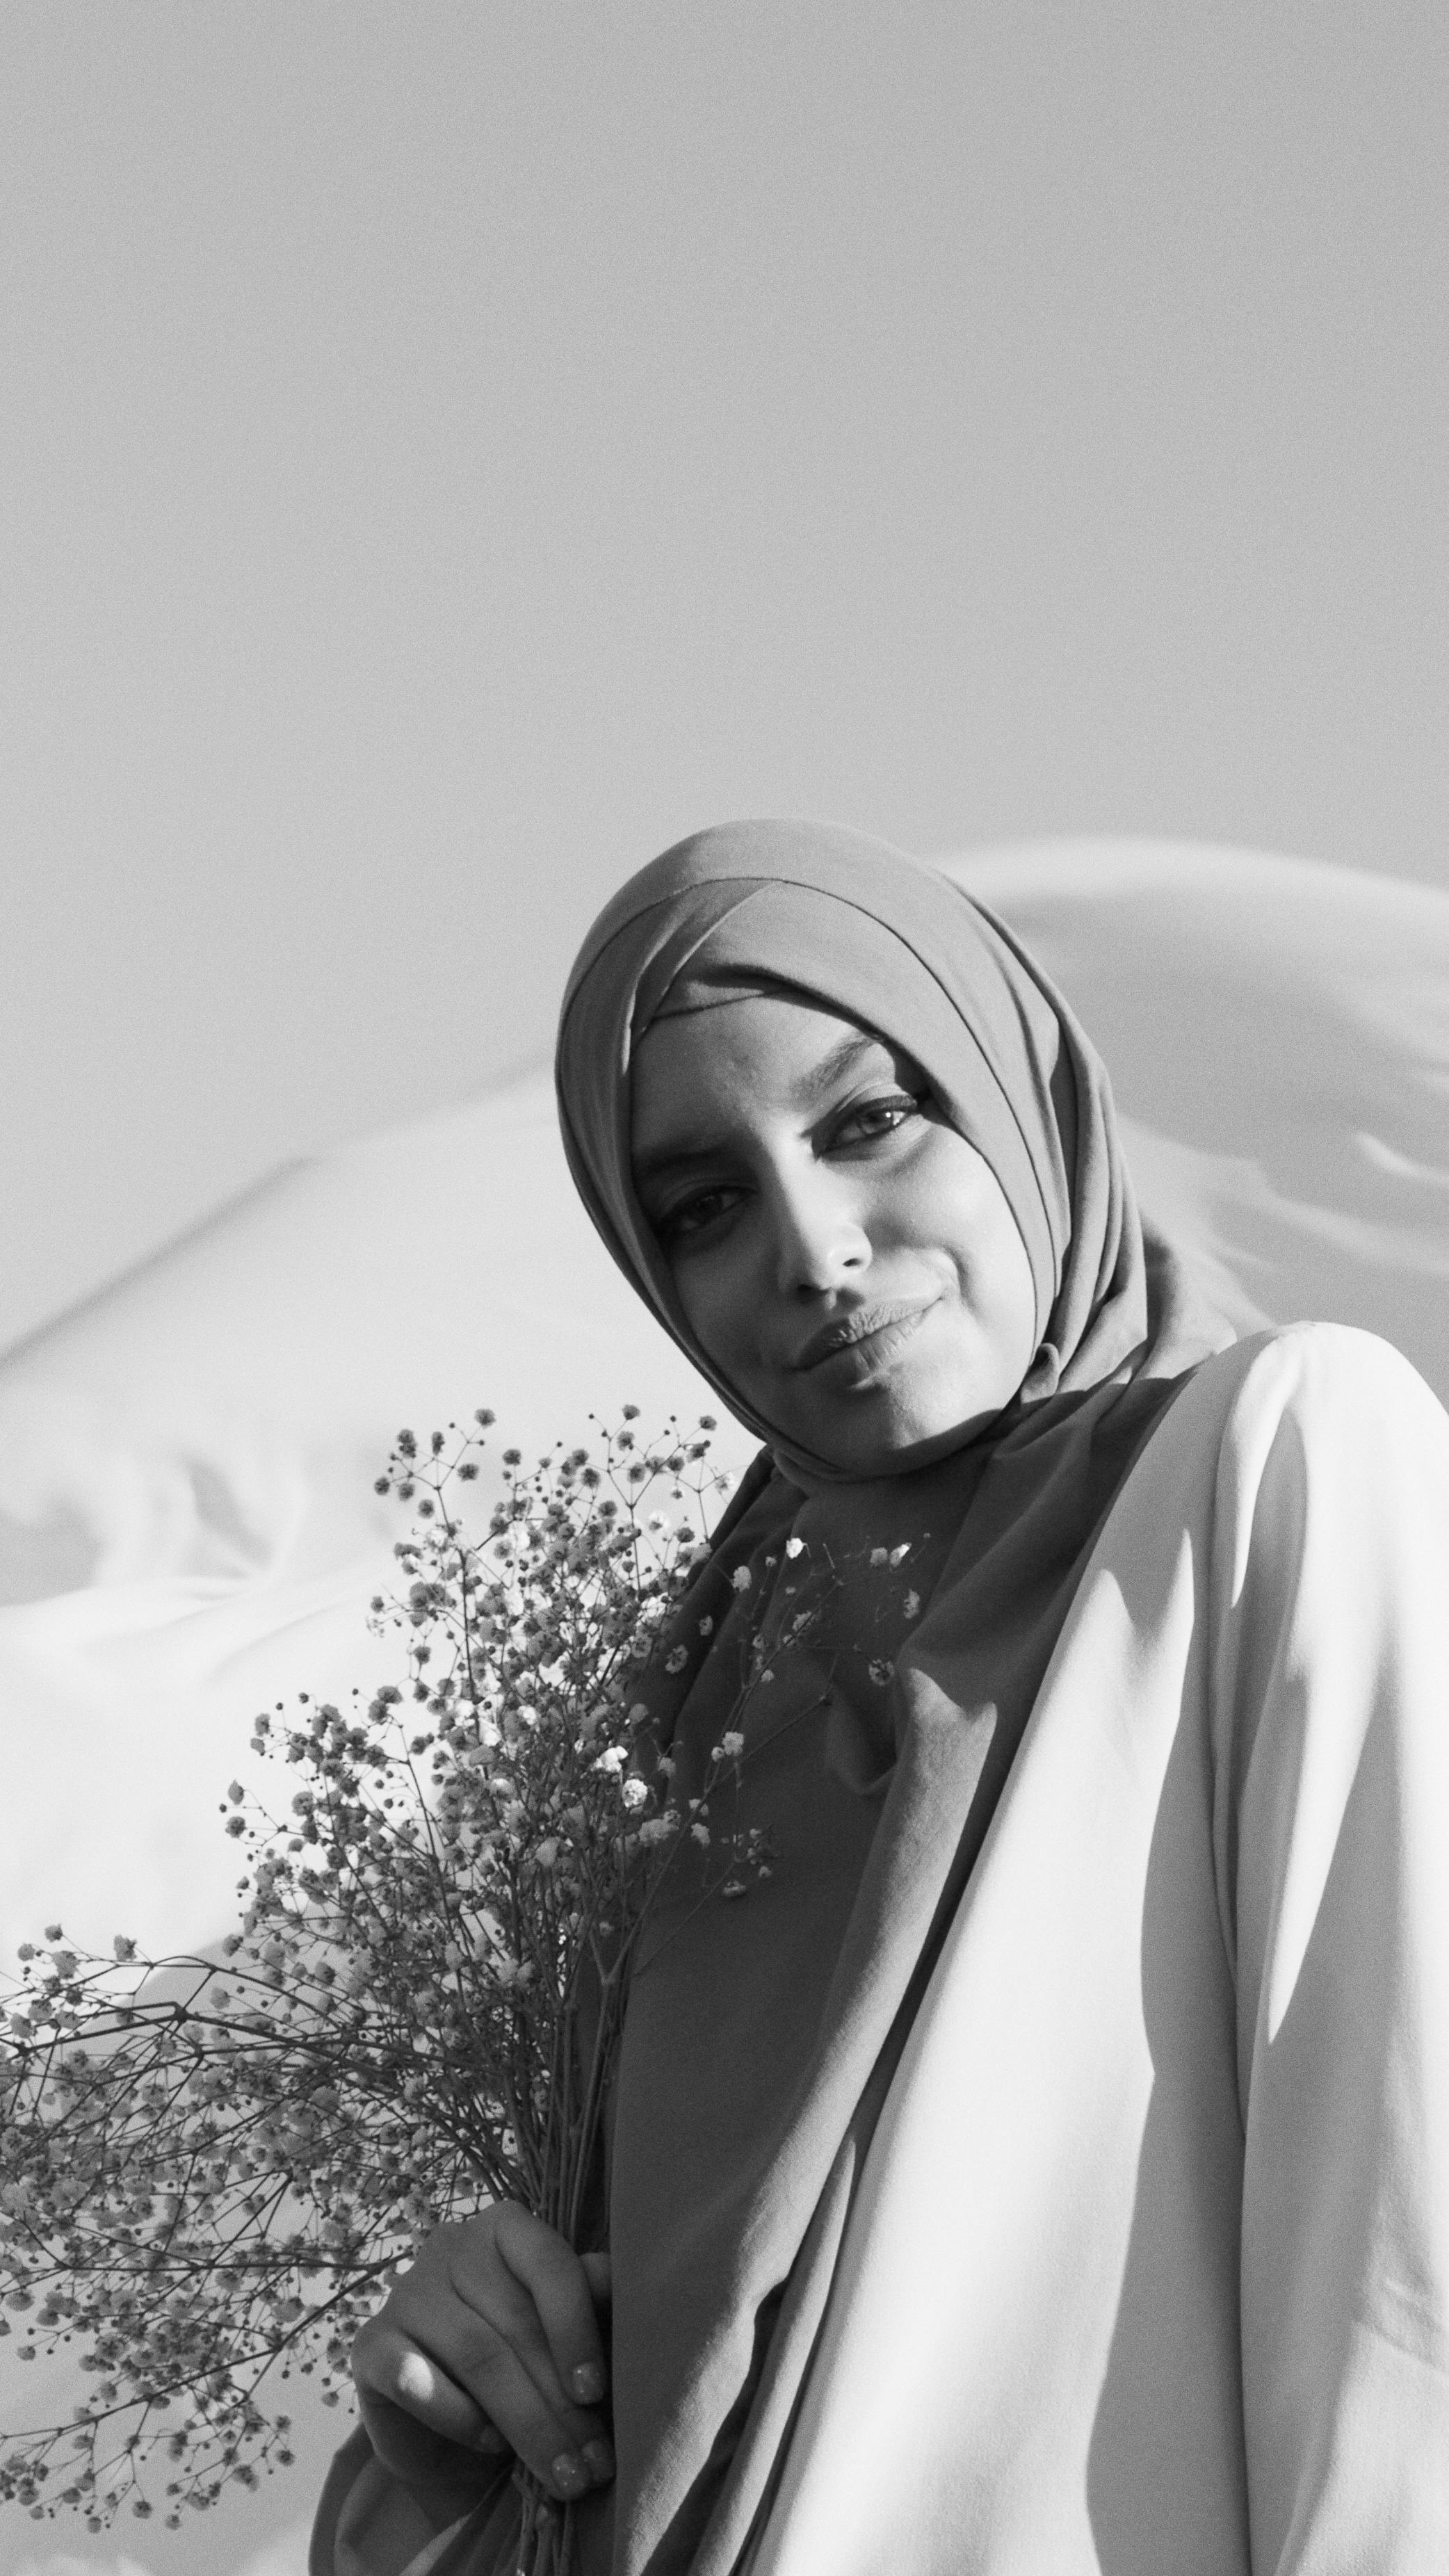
[629,994,1039,1475]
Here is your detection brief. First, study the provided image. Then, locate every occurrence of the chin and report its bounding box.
[795,1385,953,1473]
[845,1367,1016,1466]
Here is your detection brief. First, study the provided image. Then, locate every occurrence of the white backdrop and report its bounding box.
[5,842,1448,1969]
[2,842,1448,2575]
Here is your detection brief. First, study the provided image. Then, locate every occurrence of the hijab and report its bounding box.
[553,821,1232,2576]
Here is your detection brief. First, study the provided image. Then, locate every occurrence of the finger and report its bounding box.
[581,2250,613,2310]
[359,2312,608,2504]
[435,2237,607,2455]
[353,2327,510,2497]
[494,2206,610,2410]
[357,2381,508,2491]
[353,2319,502,2458]
[446,2328,613,2501]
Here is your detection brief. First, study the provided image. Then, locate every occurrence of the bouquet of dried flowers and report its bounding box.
[0,1406,770,2570]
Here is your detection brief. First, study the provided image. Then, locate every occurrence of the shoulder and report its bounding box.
[1166,1320,1445,1452]
[1124,1327,1449,1636]
[1122,1325,1449,1555]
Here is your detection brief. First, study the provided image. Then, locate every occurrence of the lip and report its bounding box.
[793,1299,936,1377]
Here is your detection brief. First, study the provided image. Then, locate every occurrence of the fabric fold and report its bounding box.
[738,1325,1449,2572]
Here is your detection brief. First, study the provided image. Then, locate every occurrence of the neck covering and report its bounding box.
[553,821,1233,2576]
[557,819,1217,1486]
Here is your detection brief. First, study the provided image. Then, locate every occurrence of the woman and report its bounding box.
[315,820,1449,2575]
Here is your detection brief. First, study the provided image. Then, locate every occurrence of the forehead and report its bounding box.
[629,995,892,1166]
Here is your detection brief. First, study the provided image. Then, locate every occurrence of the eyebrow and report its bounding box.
[631,1028,888,1185]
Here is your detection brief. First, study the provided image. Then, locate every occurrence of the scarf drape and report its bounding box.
[551,821,1233,2574]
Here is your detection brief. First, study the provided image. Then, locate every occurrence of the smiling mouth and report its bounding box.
[793,1301,936,1375]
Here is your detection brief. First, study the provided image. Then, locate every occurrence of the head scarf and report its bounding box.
[552,822,1232,2576]
[557,818,1215,1485]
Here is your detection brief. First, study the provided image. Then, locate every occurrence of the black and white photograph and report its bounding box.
[1,9,1446,2573]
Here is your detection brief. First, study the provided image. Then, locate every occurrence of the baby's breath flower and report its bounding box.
[0,1398,774,2541]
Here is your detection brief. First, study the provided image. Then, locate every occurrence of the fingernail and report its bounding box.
[572,2363,606,2402]
[582,2437,615,2484]
[552,2453,585,2495]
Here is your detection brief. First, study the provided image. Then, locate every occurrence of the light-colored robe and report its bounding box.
[745,1323,1449,2573]
[316,1323,1449,2574]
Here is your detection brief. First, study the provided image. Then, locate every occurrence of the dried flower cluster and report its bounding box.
[0,1408,763,2552]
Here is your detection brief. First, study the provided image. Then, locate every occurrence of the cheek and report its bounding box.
[926,1149,1038,1356]
[984,1254,1039,1386]
[672,1253,752,1376]
[976,1230,1039,1380]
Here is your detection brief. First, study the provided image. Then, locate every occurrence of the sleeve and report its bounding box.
[309,2424,517,2576]
[1211,1326,1449,2571]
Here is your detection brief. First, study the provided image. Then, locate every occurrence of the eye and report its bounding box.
[645,1087,928,1254]
[829,1092,923,1147]
[654,1182,746,1247]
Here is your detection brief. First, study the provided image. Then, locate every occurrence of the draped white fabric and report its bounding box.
[746,1325,1449,2574]
[4,848,1448,2576]
[3,846,1448,1970]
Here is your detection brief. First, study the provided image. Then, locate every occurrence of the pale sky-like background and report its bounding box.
[3,1,1447,1356]
[2,18,1448,2570]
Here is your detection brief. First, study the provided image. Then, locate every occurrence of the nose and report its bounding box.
[765,1164,870,1297]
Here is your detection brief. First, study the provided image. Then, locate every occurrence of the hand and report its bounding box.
[352,2204,614,2508]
